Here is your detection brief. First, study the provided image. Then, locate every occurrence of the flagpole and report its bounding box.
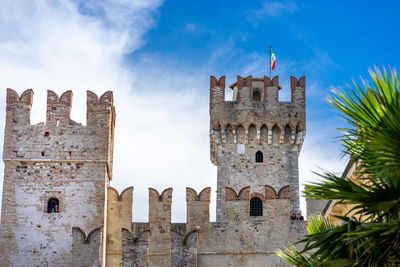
[269,45,272,78]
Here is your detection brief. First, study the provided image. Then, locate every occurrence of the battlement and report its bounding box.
[106,186,301,227]
[209,75,306,166]
[2,74,312,266]
[3,89,116,178]
[107,186,134,266]
[186,187,211,230]
[210,75,306,130]
[97,185,312,266]
[6,88,34,105]
[46,90,73,127]
[5,89,115,127]
[210,75,305,110]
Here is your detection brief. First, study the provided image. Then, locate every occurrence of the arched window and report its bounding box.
[253,90,261,101]
[47,198,59,213]
[255,151,263,163]
[250,197,263,216]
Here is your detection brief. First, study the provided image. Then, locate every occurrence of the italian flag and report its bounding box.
[271,48,276,70]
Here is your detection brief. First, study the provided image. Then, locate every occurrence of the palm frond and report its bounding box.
[278,67,400,266]
[275,246,315,266]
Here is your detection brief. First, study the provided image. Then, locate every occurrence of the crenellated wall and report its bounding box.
[0,89,115,266]
[122,228,149,267]
[210,75,305,222]
[186,187,211,231]
[107,186,134,266]
[148,188,173,267]
[171,230,198,267]
[72,227,102,267]
[1,72,313,267]
[120,186,310,267]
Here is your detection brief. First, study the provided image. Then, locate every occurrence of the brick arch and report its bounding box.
[171,229,185,244]
[265,185,277,199]
[250,192,265,202]
[160,188,173,201]
[6,88,27,104]
[225,187,237,201]
[72,227,102,244]
[149,188,161,201]
[237,186,250,200]
[183,230,199,246]
[148,187,172,201]
[186,187,211,201]
[108,186,133,201]
[99,91,113,104]
[198,187,211,201]
[278,185,290,199]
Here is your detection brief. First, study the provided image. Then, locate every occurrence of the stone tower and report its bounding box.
[209,75,306,222]
[0,89,115,266]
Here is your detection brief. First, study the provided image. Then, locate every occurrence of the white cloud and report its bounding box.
[0,0,219,223]
[0,0,346,224]
[249,1,297,20]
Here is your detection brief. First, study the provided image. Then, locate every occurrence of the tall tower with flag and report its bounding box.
[209,72,306,222]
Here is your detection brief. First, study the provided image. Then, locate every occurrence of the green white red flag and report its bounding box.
[271,48,276,70]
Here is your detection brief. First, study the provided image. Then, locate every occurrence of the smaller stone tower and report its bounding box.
[209,75,306,222]
[0,89,115,266]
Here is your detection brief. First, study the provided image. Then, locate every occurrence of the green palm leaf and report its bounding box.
[277,67,400,266]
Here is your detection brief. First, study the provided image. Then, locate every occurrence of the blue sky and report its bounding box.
[0,0,399,222]
[133,0,399,81]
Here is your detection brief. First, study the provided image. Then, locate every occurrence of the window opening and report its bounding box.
[250,197,263,216]
[255,151,263,163]
[253,90,261,101]
[47,198,59,213]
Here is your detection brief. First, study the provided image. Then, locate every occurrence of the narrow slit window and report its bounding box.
[250,197,263,216]
[47,198,59,213]
[255,151,263,163]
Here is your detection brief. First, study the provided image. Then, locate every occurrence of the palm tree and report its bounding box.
[277,67,400,266]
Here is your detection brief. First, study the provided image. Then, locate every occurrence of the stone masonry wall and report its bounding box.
[186,187,210,231]
[1,74,311,267]
[0,89,115,266]
[196,220,307,267]
[148,188,173,267]
[122,228,149,267]
[171,231,198,267]
[122,187,307,267]
[210,76,306,221]
[72,227,102,267]
[107,186,134,267]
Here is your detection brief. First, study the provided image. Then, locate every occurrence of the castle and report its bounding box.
[0,75,323,266]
